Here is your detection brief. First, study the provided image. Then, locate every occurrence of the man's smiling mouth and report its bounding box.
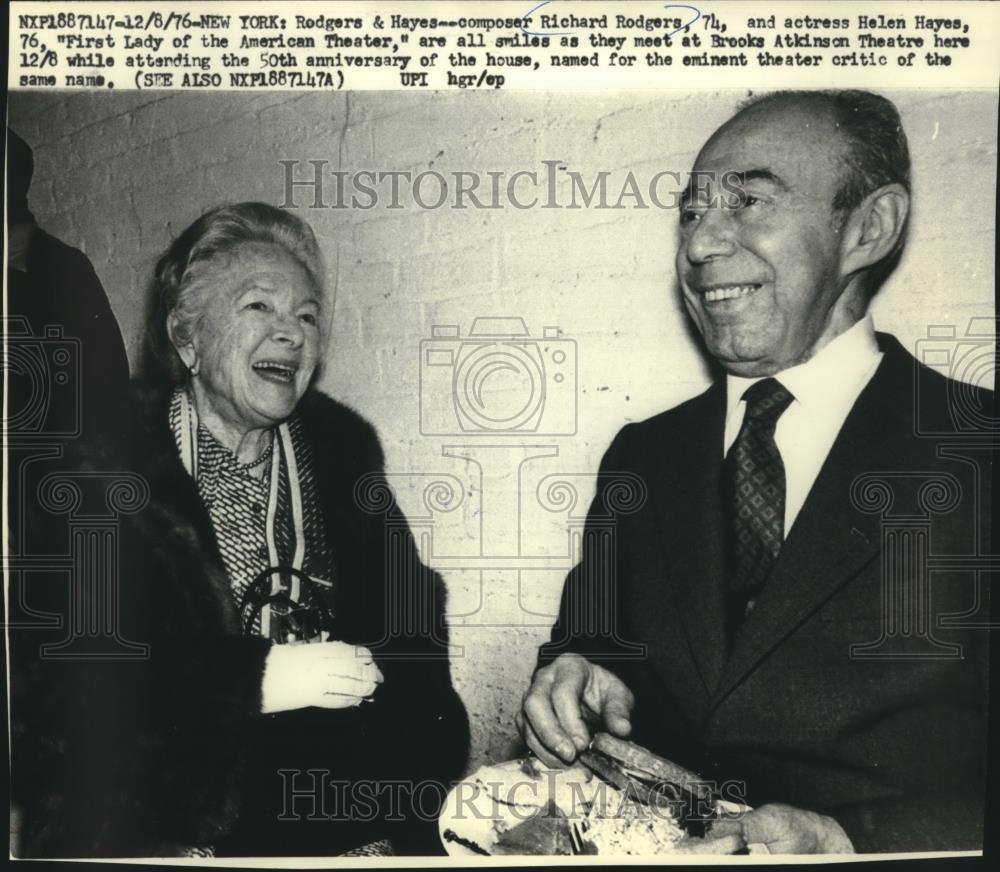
[252,361,298,384]
[699,283,762,303]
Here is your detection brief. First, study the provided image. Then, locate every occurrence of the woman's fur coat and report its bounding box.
[12,385,469,857]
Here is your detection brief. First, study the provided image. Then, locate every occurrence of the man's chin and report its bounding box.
[699,328,798,377]
[720,361,782,378]
[710,346,784,378]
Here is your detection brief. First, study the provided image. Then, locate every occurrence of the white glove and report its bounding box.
[260,640,384,714]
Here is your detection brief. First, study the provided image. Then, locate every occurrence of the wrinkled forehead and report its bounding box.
[691,101,847,196]
[188,242,321,303]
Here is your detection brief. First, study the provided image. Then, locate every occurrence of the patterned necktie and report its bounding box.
[726,377,795,641]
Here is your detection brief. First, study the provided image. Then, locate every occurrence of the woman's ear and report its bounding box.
[166,312,199,375]
[839,183,910,279]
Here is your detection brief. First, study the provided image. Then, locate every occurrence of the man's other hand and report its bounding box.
[714,803,854,854]
[516,652,634,767]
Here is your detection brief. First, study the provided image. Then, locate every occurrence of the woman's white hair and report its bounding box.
[145,202,328,384]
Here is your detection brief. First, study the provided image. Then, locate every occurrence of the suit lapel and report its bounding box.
[645,382,730,706]
[710,341,912,707]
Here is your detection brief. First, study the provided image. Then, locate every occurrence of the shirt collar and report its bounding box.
[725,315,882,417]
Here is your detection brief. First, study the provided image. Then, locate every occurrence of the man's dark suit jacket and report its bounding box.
[540,333,992,853]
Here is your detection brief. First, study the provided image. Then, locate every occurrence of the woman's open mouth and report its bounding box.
[252,361,298,384]
[701,283,761,303]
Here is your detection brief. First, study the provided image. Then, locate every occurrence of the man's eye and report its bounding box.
[680,208,702,227]
[299,312,318,326]
[245,301,269,312]
[733,193,765,210]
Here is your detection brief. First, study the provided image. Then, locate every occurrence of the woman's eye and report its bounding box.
[299,312,318,326]
[244,301,269,312]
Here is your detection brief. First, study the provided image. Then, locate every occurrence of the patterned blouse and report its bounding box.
[168,391,334,638]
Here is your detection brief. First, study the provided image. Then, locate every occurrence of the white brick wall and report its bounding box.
[9,88,996,772]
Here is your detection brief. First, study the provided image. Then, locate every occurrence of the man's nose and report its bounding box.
[683,207,738,264]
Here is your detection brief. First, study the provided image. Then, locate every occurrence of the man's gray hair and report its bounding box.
[738,90,911,293]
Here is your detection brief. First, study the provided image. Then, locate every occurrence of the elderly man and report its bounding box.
[518,91,991,853]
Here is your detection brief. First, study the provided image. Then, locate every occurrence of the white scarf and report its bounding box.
[174,388,306,636]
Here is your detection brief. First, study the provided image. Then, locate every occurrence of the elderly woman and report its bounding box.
[14,203,468,857]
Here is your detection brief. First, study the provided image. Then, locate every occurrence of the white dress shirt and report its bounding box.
[723,316,883,537]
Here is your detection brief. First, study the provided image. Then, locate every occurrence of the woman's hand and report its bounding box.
[260,640,384,714]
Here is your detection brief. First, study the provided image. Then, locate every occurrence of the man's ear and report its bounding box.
[166,312,199,374]
[839,183,910,278]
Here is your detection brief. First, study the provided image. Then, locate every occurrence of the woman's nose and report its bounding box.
[272,312,304,347]
[683,207,738,264]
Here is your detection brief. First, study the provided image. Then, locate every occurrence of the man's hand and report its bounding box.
[516,652,634,767]
[714,803,854,854]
